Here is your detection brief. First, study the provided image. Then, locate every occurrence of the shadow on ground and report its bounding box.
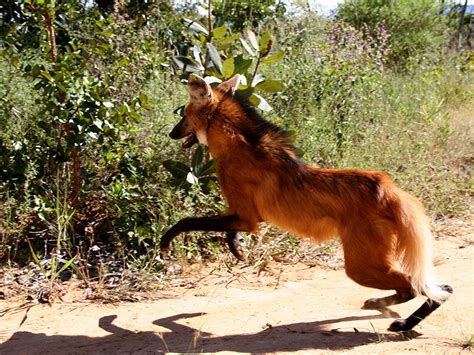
[0,312,418,353]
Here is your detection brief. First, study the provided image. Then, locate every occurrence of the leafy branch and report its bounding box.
[171,1,285,112]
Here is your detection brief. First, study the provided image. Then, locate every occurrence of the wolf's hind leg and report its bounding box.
[388,284,453,332]
[341,227,417,320]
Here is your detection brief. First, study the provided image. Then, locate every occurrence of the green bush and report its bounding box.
[337,0,448,68]
[268,16,389,163]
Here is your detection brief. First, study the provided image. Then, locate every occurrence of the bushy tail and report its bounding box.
[394,189,450,302]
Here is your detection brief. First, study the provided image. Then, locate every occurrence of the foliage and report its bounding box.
[212,0,286,31]
[171,2,285,111]
[0,0,472,286]
[0,1,161,274]
[27,180,77,291]
[337,0,448,68]
[163,145,217,193]
[271,16,389,162]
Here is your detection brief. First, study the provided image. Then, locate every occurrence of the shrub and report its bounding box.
[337,0,448,68]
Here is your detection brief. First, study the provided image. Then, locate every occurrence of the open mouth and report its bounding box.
[182,133,198,148]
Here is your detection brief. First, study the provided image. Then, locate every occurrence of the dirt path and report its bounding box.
[1,217,473,354]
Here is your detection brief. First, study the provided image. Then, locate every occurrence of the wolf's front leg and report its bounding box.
[160,215,253,260]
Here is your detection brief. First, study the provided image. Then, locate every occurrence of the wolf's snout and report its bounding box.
[169,117,186,139]
[169,126,182,139]
[169,117,198,148]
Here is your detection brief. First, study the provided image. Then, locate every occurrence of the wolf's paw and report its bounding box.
[362,298,383,309]
[227,235,247,262]
[388,319,409,332]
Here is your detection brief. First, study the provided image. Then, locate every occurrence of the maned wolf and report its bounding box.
[161,74,452,332]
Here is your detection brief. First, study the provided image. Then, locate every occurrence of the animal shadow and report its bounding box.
[0,312,420,354]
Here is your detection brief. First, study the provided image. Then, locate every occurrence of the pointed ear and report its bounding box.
[187,74,212,106]
[216,74,241,95]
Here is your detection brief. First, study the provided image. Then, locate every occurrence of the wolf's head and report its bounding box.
[169,74,240,148]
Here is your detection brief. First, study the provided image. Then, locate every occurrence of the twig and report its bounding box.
[29,3,57,63]
[204,0,213,70]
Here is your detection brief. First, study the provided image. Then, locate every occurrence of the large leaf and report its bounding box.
[212,25,227,39]
[222,57,235,78]
[191,145,204,174]
[186,172,199,185]
[204,76,222,85]
[233,55,253,74]
[252,74,266,87]
[192,45,202,64]
[256,79,285,93]
[215,33,241,46]
[172,56,204,72]
[199,176,218,194]
[206,43,222,73]
[163,160,190,179]
[247,30,259,51]
[182,18,209,36]
[238,75,248,86]
[235,86,255,100]
[199,159,216,176]
[258,31,272,57]
[249,94,272,111]
[262,51,284,64]
[239,38,255,57]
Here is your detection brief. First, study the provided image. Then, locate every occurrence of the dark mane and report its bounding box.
[232,94,292,148]
[227,94,306,174]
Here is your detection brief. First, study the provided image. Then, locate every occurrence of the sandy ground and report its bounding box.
[1,217,473,355]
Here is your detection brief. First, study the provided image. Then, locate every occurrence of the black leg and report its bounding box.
[160,215,250,258]
[388,284,453,332]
